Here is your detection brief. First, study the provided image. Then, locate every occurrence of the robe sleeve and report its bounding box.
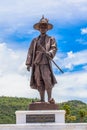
[25,39,34,66]
[48,37,57,58]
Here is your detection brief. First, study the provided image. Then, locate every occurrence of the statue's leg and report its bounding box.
[34,64,45,102]
[41,65,52,102]
[47,88,52,101]
[39,89,45,102]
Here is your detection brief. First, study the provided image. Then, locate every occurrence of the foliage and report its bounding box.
[78,109,86,122]
[58,100,87,123]
[0,96,38,124]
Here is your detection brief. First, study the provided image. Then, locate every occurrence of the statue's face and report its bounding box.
[39,24,48,34]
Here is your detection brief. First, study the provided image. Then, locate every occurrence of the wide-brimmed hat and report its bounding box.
[33,16,53,30]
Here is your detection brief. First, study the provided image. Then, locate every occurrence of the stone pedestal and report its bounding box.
[29,102,58,110]
[15,110,65,124]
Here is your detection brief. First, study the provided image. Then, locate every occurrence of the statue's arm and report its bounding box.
[25,40,34,68]
[48,37,57,58]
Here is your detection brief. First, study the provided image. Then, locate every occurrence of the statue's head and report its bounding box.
[33,16,53,31]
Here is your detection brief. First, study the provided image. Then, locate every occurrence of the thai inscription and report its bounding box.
[26,114,55,123]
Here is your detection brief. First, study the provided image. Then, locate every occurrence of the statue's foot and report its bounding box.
[48,98,55,104]
[40,99,45,102]
[32,99,45,103]
[36,99,45,102]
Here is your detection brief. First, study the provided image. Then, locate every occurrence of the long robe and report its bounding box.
[26,34,57,89]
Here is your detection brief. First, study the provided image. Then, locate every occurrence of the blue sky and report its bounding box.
[0,0,87,103]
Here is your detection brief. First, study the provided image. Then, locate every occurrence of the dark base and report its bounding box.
[29,102,58,110]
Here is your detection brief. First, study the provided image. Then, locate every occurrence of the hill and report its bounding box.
[0,96,38,124]
[58,100,87,122]
[0,96,87,124]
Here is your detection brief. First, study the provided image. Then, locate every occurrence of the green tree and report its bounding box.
[79,109,86,122]
[68,116,76,123]
[62,104,71,122]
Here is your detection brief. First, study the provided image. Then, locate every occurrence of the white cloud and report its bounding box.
[0,43,26,75]
[0,0,87,26]
[53,72,87,103]
[81,27,87,34]
[0,43,39,98]
[0,0,87,103]
[0,43,87,103]
[76,38,87,45]
[83,65,87,70]
[53,50,87,71]
[0,73,39,98]
[58,50,87,70]
[1,0,87,41]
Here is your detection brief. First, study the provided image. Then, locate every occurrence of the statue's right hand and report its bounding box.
[27,65,30,71]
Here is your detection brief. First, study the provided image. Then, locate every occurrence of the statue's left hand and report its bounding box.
[46,51,52,57]
[27,65,30,71]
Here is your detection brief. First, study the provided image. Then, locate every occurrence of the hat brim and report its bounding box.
[33,23,53,30]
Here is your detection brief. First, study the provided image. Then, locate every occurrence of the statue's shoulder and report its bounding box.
[31,37,38,43]
[33,36,40,41]
[47,35,55,40]
[32,37,37,41]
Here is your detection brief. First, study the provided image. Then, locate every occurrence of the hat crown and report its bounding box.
[33,16,53,30]
[39,16,48,24]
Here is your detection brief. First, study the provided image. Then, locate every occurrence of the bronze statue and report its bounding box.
[26,16,57,103]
